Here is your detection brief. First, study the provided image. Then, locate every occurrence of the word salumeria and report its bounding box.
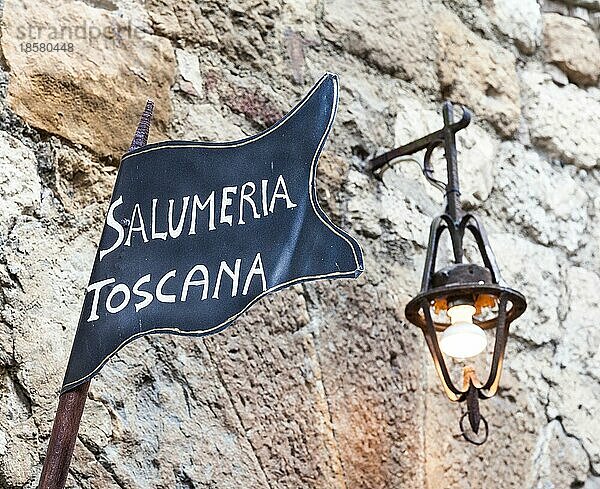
[86,175,297,322]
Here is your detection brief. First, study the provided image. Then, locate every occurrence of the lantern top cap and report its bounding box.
[431,263,493,289]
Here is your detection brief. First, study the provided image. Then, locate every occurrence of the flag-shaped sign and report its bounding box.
[62,73,364,392]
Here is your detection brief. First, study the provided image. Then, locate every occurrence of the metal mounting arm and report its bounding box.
[368,102,471,224]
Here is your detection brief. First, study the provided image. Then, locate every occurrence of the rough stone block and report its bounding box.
[1,0,175,157]
[522,71,600,168]
[543,13,600,86]
[435,10,521,137]
[485,0,542,54]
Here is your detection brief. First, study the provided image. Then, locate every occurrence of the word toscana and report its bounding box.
[86,174,298,322]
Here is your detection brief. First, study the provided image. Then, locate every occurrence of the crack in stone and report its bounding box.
[542,380,599,479]
[533,260,599,480]
[75,435,128,489]
[203,341,274,489]
[552,416,599,478]
[3,366,33,416]
[307,330,349,489]
[299,283,349,489]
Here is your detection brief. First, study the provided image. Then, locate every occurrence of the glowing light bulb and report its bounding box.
[439,304,487,359]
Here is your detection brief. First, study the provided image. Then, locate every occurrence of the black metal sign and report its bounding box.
[62,73,363,392]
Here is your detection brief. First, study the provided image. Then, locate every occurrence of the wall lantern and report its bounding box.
[368,102,527,444]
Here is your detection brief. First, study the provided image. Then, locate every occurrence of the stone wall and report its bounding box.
[0,0,599,487]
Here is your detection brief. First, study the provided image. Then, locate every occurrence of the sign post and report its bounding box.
[38,74,363,488]
[38,102,156,489]
[38,381,90,488]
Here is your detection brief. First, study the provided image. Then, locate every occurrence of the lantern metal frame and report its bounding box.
[369,102,527,444]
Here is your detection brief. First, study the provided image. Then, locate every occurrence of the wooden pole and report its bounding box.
[38,100,154,488]
[38,380,90,489]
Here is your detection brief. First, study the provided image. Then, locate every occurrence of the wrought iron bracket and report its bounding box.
[368,101,471,224]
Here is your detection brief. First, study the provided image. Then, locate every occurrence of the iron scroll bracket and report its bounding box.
[367,101,471,224]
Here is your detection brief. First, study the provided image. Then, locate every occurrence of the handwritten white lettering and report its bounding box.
[86,253,268,321]
[99,175,297,261]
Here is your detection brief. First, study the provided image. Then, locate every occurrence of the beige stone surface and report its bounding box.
[435,10,521,137]
[485,0,542,54]
[0,132,41,237]
[175,49,203,98]
[529,420,590,488]
[522,71,600,169]
[543,12,600,86]
[321,0,439,92]
[0,0,598,487]
[546,267,600,470]
[0,0,175,157]
[492,142,589,253]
